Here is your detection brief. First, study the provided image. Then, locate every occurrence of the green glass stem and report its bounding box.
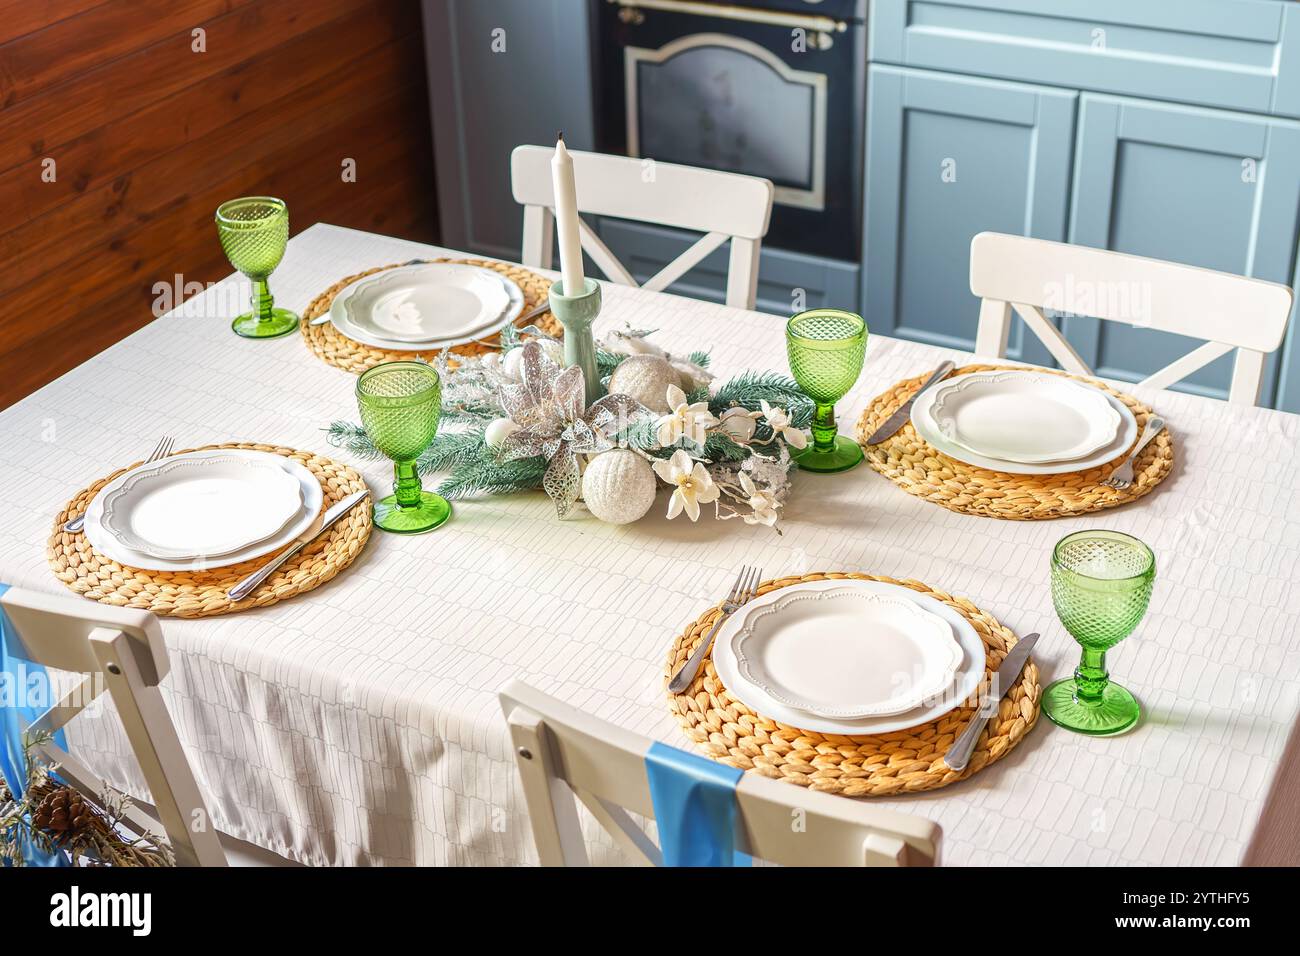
[393,460,422,509]
[1074,646,1109,703]
[810,402,839,453]
[251,279,274,324]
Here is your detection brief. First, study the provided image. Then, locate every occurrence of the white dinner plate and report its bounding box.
[330,264,524,351]
[728,583,962,718]
[98,453,302,559]
[712,579,986,735]
[84,450,324,572]
[911,372,1139,475]
[926,370,1121,463]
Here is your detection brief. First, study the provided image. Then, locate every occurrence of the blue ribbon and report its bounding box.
[0,584,70,866]
[645,741,750,867]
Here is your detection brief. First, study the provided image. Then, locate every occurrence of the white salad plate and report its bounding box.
[926,370,1121,463]
[98,452,302,559]
[911,372,1138,476]
[711,579,986,735]
[84,450,324,572]
[330,263,524,351]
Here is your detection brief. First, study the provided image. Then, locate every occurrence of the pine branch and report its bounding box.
[687,350,711,368]
[416,428,488,475]
[709,371,814,427]
[435,456,548,500]
[703,432,748,462]
[612,416,661,451]
[597,349,627,377]
[325,422,386,461]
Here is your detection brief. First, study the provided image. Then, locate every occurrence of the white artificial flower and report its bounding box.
[652,449,719,521]
[738,472,780,527]
[760,400,807,449]
[718,406,760,442]
[656,384,718,447]
[670,358,714,394]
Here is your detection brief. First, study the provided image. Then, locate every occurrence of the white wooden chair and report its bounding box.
[499,680,940,867]
[510,145,775,310]
[969,231,1294,406]
[0,587,226,866]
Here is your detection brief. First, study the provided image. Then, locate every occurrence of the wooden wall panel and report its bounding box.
[0,0,438,408]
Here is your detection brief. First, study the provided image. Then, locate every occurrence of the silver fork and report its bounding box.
[1102,416,1165,491]
[62,435,175,533]
[668,565,762,694]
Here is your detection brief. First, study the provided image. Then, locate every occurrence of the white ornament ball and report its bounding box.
[581,449,657,525]
[501,347,525,382]
[484,417,520,449]
[607,355,681,414]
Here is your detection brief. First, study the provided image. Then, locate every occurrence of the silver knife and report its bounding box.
[864,360,956,444]
[226,489,370,602]
[943,632,1039,772]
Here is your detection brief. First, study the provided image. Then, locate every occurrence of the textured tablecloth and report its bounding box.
[1,224,1297,866]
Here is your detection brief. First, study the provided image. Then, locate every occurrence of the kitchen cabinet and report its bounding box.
[863,65,1075,367]
[865,0,1300,410]
[1068,94,1300,400]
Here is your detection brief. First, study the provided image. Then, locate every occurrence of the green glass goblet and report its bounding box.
[786,309,868,473]
[214,196,299,339]
[1042,530,1155,736]
[356,361,452,534]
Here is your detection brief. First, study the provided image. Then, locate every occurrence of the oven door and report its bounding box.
[595,0,864,261]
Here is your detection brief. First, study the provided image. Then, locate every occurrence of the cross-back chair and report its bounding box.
[510,145,775,310]
[499,679,940,867]
[0,587,226,866]
[969,231,1294,406]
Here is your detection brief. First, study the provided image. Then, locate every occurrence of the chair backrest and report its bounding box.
[0,588,226,866]
[499,679,940,867]
[969,232,1294,406]
[510,145,775,310]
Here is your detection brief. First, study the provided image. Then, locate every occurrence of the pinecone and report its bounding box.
[32,787,98,838]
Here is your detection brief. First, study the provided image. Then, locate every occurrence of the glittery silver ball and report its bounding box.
[606,355,680,415]
[581,449,657,524]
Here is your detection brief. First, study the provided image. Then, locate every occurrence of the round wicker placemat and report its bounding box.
[666,572,1040,796]
[855,363,1173,520]
[47,443,371,619]
[300,258,563,375]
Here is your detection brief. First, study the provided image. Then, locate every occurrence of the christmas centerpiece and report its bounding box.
[329,324,813,531]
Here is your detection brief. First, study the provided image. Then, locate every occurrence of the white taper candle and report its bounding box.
[551,133,586,296]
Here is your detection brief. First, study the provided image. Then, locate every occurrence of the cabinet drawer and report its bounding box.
[870,0,1300,118]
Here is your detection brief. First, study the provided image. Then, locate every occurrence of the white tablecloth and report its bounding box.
[1,224,1297,866]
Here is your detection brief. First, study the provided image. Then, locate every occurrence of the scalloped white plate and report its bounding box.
[911,372,1139,475]
[729,584,962,719]
[927,370,1121,463]
[330,263,524,351]
[711,579,985,735]
[84,451,324,571]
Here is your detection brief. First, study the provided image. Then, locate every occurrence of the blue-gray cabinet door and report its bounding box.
[863,65,1077,365]
[1068,93,1300,407]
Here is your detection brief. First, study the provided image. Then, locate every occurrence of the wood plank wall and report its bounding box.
[0,0,438,409]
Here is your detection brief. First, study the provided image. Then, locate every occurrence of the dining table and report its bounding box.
[1,222,1298,867]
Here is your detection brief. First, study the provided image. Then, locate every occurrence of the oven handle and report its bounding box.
[608,0,848,35]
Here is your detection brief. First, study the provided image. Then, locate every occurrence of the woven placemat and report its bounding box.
[47,443,371,619]
[855,363,1173,520]
[666,572,1040,796]
[300,258,563,374]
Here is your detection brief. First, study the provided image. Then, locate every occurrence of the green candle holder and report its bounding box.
[548,277,602,406]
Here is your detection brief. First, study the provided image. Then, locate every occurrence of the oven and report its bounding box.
[593,0,866,262]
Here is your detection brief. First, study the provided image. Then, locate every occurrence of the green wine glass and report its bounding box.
[214,196,299,339]
[786,309,868,473]
[1043,530,1155,736]
[356,361,452,534]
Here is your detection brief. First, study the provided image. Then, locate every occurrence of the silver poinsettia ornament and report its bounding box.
[497,340,653,517]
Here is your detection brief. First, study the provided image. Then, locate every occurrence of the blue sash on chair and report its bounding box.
[0,583,70,867]
[645,741,751,867]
